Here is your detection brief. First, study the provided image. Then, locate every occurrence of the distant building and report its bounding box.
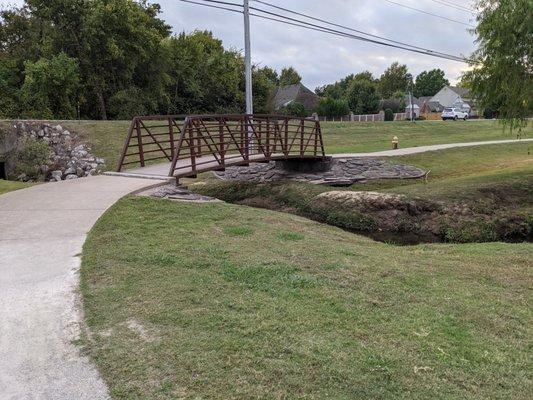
[418,96,444,113]
[272,83,320,112]
[430,86,472,108]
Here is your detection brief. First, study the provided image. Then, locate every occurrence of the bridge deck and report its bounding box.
[109,153,322,180]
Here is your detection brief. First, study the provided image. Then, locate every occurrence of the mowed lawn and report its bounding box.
[81,195,532,399]
[0,180,33,195]
[54,119,530,170]
[321,120,530,154]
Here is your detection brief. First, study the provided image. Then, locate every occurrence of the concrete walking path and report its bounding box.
[331,138,533,158]
[0,175,166,399]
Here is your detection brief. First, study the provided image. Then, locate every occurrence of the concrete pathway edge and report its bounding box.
[0,175,167,399]
[331,138,532,158]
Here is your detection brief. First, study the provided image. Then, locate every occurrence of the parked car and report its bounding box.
[442,108,469,121]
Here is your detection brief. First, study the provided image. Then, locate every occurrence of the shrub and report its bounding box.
[483,108,495,119]
[279,102,308,118]
[316,97,350,118]
[13,138,50,180]
[384,108,394,121]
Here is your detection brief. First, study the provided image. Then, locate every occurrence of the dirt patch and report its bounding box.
[125,318,159,343]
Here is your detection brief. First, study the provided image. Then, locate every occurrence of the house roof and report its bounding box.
[272,83,320,110]
[448,86,470,98]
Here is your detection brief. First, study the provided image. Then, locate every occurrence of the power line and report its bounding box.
[249,11,468,63]
[177,0,243,14]
[381,0,475,27]
[177,0,472,63]
[424,0,477,14]
[251,0,467,62]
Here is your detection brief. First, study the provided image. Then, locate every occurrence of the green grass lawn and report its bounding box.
[0,179,33,195]
[322,120,530,154]
[60,120,131,171]
[82,196,532,399]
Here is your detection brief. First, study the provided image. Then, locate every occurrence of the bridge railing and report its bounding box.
[117,114,325,177]
[116,115,187,171]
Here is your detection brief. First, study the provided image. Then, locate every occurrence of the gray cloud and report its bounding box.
[3,0,478,87]
[160,0,477,87]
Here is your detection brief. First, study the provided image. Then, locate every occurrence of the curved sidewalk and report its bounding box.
[0,175,166,399]
[332,138,533,158]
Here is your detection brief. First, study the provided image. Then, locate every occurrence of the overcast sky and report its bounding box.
[3,0,478,88]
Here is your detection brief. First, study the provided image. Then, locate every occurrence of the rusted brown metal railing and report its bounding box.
[117,114,325,178]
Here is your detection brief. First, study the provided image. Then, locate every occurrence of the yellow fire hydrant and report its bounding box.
[392,136,399,150]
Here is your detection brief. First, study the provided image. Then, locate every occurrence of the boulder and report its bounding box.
[50,170,63,181]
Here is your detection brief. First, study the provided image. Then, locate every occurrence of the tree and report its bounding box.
[345,79,379,114]
[414,69,449,97]
[165,31,242,115]
[464,0,532,131]
[251,66,278,113]
[316,97,350,118]
[315,71,374,99]
[279,66,301,86]
[20,52,79,118]
[378,62,412,98]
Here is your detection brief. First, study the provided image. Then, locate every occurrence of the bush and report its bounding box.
[13,138,50,180]
[384,108,394,121]
[483,108,495,119]
[316,97,350,118]
[279,102,308,118]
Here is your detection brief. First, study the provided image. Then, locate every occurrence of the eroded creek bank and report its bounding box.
[182,159,532,245]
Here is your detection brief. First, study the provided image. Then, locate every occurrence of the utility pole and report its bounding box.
[409,89,414,122]
[244,0,253,115]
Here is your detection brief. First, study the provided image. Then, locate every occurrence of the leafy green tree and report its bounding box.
[316,97,350,118]
[345,79,379,114]
[464,0,532,131]
[165,31,242,114]
[315,71,374,99]
[20,52,79,118]
[279,67,301,86]
[378,62,412,98]
[414,69,449,97]
[0,57,22,118]
[252,66,278,114]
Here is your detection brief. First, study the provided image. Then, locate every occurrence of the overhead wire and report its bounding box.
[176,0,473,63]
[251,0,469,62]
[381,0,475,27]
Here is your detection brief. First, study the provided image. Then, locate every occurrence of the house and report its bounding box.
[430,86,472,108]
[418,96,444,113]
[272,83,320,112]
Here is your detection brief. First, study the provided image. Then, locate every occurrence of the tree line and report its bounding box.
[0,0,305,120]
[315,63,450,118]
[0,1,450,121]
[1,1,529,125]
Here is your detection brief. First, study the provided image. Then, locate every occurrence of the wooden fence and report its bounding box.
[318,112,407,122]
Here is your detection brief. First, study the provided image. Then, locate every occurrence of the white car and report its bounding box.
[442,108,469,121]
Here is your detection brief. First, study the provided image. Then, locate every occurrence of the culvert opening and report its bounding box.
[0,161,6,180]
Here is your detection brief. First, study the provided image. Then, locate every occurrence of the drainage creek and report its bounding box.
[148,157,532,245]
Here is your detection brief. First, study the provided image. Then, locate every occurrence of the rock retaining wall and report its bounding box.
[2,121,105,181]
